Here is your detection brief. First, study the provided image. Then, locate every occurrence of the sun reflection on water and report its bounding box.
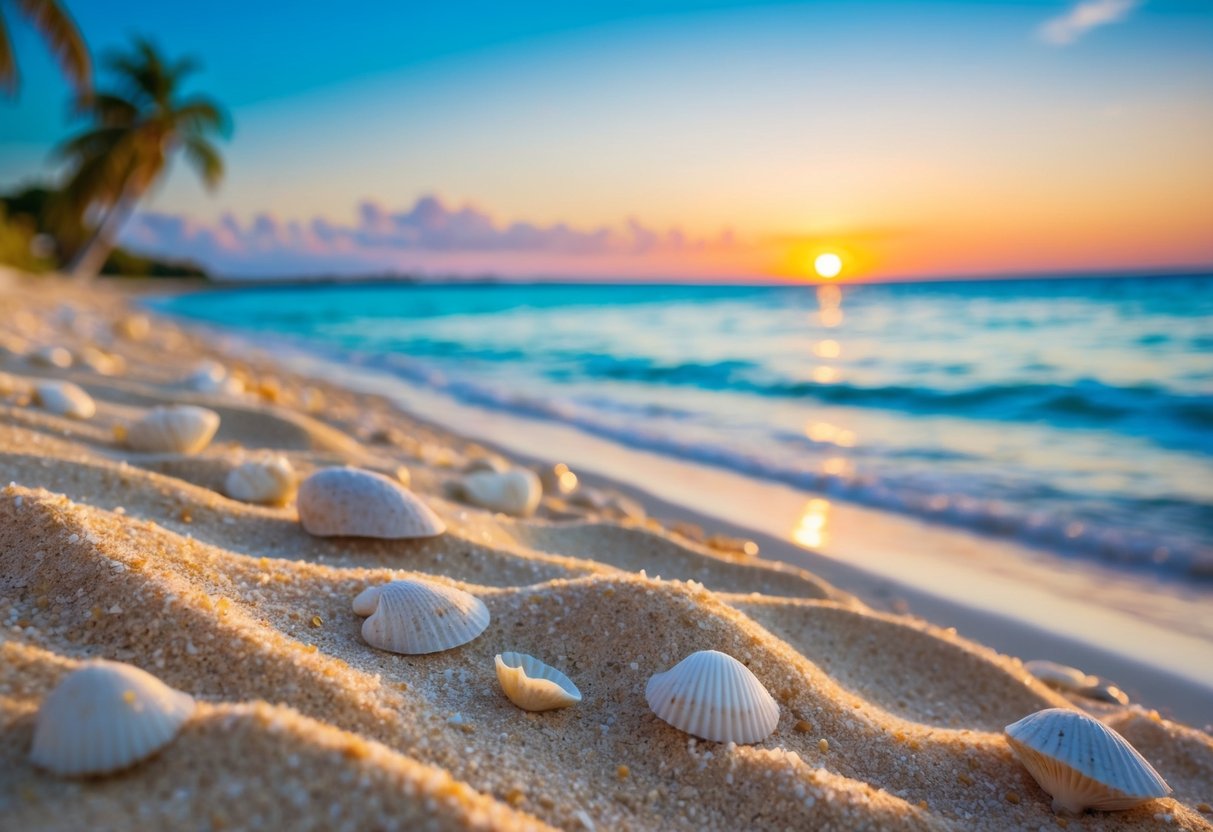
[792,498,831,549]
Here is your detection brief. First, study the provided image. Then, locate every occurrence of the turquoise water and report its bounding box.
[155,275,1213,581]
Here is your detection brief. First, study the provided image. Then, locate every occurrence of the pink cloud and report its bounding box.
[122,194,742,278]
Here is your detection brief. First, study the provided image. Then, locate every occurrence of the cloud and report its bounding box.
[1037,0,1139,46]
[120,194,741,278]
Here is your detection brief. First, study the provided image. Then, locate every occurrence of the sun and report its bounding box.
[814,252,843,279]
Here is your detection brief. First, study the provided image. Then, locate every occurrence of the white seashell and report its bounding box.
[30,659,195,777]
[33,381,96,419]
[126,405,220,454]
[297,467,445,538]
[351,585,384,616]
[1004,708,1171,814]
[29,345,73,368]
[225,456,296,505]
[646,650,779,744]
[181,360,244,395]
[495,652,581,711]
[460,469,542,517]
[1025,660,1099,692]
[360,579,489,654]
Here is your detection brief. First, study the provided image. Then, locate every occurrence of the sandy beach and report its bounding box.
[2,271,1211,831]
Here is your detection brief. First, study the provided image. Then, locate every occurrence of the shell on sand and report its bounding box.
[459,469,542,517]
[1004,708,1171,814]
[1024,660,1098,692]
[351,584,384,616]
[114,314,151,341]
[360,579,489,655]
[646,650,779,744]
[297,467,445,539]
[0,371,28,396]
[463,455,510,474]
[225,456,296,505]
[537,463,578,496]
[29,345,73,368]
[495,652,581,711]
[126,405,221,454]
[33,381,96,419]
[30,659,196,777]
[181,360,244,395]
[76,346,125,376]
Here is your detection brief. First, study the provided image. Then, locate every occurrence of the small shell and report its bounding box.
[33,381,96,419]
[646,650,779,744]
[76,346,124,376]
[297,467,445,539]
[114,314,151,341]
[360,579,489,654]
[126,405,220,454]
[30,659,195,777]
[537,463,578,496]
[495,652,581,711]
[460,469,542,517]
[181,360,243,395]
[351,585,383,616]
[1025,660,1098,692]
[29,345,73,368]
[225,456,296,505]
[1004,708,1171,814]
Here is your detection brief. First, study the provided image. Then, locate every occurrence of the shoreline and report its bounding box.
[152,292,1213,724]
[3,272,1211,830]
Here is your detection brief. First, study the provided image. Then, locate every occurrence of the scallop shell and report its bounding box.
[1004,708,1171,814]
[126,405,221,454]
[297,467,445,538]
[495,652,581,711]
[225,456,296,505]
[646,650,779,744]
[360,579,489,655]
[30,659,196,777]
[33,381,96,419]
[29,345,73,368]
[460,469,542,517]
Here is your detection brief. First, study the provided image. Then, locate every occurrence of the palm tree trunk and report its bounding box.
[66,184,139,280]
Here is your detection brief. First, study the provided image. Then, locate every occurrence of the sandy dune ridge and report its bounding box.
[1,276,1210,830]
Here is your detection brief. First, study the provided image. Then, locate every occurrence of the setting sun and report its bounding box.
[815,252,843,279]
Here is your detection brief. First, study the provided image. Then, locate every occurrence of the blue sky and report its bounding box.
[2,0,1212,279]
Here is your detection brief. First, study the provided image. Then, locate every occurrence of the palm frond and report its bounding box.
[182,136,224,190]
[173,98,230,137]
[13,0,91,94]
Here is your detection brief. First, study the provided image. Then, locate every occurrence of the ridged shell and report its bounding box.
[126,405,221,454]
[30,660,195,777]
[29,345,73,368]
[360,579,489,655]
[646,650,779,744]
[1004,708,1171,814]
[460,469,542,517]
[297,467,445,538]
[33,381,96,419]
[225,456,296,505]
[495,652,581,711]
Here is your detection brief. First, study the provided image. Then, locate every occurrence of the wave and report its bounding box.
[349,350,1213,581]
[554,355,1213,448]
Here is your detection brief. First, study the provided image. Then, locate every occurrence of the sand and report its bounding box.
[0,271,1210,831]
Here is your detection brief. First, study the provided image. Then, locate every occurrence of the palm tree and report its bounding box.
[0,0,90,96]
[57,38,228,278]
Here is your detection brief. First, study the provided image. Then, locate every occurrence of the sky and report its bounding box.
[2,0,1212,281]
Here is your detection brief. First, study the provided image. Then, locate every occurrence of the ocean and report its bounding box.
[153,274,1213,584]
